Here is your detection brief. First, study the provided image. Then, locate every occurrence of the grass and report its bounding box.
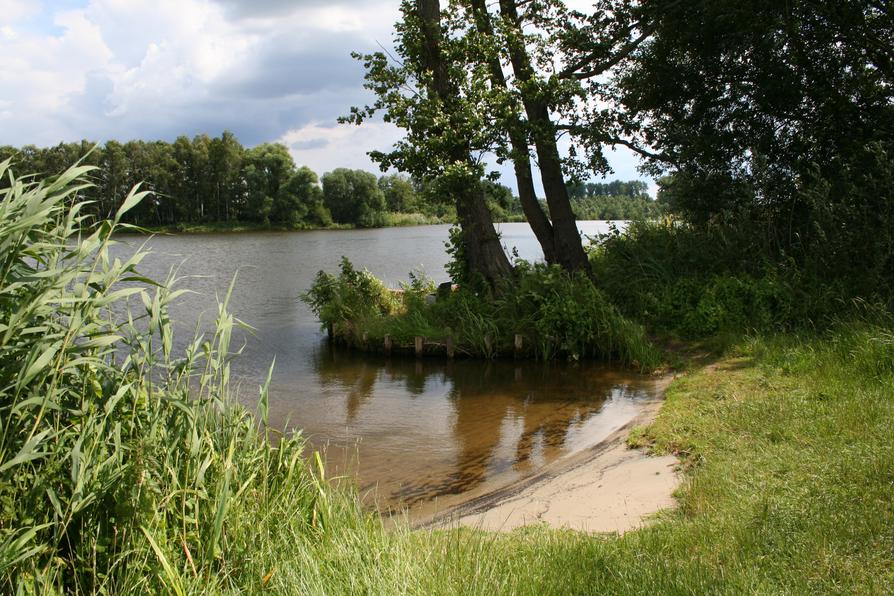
[175,326,894,593]
[303,258,663,369]
[4,163,892,593]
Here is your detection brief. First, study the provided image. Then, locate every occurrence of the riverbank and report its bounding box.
[421,384,680,533]
[244,327,893,593]
[114,212,460,235]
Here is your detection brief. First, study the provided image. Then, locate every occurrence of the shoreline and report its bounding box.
[414,374,680,534]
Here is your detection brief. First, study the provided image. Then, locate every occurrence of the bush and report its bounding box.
[589,219,875,338]
[303,258,662,369]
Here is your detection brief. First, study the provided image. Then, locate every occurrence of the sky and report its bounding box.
[0,0,652,193]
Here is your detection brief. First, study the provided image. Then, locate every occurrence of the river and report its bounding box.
[110,221,660,517]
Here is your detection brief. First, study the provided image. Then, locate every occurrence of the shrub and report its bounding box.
[303,257,661,369]
[589,219,873,338]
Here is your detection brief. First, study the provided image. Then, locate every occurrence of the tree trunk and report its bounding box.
[418,0,513,287]
[498,0,593,278]
[468,0,557,266]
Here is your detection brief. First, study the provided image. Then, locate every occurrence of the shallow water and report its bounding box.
[110,222,657,514]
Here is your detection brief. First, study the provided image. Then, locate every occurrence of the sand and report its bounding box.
[421,392,680,535]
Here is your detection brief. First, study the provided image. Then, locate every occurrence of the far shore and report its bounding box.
[108,214,577,236]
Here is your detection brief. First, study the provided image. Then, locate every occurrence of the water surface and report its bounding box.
[112,222,656,514]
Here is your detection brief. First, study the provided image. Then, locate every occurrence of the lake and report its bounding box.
[111,221,660,517]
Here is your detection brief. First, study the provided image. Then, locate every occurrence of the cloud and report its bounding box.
[0,0,40,24]
[279,120,404,175]
[0,0,654,191]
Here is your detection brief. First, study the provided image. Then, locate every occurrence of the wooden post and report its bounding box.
[514,334,523,357]
[362,331,368,344]
[484,334,492,355]
[415,336,424,357]
[446,335,455,359]
[384,334,392,355]
[327,323,333,339]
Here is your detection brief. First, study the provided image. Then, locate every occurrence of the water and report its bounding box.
[110,222,658,515]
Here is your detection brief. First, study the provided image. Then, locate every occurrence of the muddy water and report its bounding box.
[110,222,656,516]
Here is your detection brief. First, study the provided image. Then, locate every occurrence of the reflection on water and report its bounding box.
[310,346,655,513]
[108,222,651,516]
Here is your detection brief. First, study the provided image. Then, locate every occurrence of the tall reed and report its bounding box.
[0,162,330,592]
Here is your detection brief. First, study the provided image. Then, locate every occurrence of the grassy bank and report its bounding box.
[302,258,661,368]
[51,326,884,594]
[238,327,892,594]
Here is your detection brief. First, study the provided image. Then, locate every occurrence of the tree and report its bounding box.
[322,168,387,228]
[487,0,593,276]
[241,143,296,224]
[209,131,243,222]
[465,0,558,265]
[99,141,128,219]
[378,174,418,212]
[481,179,517,221]
[616,0,894,275]
[279,166,331,227]
[346,0,513,286]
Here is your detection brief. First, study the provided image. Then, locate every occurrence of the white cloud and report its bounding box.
[279,121,403,175]
[0,0,40,24]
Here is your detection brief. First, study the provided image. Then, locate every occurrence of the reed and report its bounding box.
[0,162,330,592]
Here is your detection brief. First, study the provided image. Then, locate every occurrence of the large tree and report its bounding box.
[346,0,513,286]
[322,168,387,228]
[465,0,558,266]
[492,0,592,276]
[613,0,894,276]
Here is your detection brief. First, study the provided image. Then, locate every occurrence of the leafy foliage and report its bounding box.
[322,168,388,228]
[589,219,885,338]
[618,0,894,284]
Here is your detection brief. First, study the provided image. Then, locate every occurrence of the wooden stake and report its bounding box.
[446,335,455,359]
[514,334,523,356]
[384,334,392,354]
[415,336,424,357]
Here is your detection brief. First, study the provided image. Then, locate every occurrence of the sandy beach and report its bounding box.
[420,384,680,534]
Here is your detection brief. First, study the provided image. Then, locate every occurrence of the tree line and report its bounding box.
[0,135,655,229]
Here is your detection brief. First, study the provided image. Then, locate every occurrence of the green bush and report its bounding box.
[589,219,873,338]
[302,257,401,345]
[303,258,661,369]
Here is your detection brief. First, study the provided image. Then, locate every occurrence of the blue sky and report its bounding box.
[0,0,652,193]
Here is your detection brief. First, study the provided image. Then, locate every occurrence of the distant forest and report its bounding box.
[0,133,660,229]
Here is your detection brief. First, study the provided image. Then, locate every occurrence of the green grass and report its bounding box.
[303,258,663,369]
[154,325,894,593]
[4,163,892,593]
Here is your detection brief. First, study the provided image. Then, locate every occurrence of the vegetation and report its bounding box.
[5,0,892,592]
[5,165,891,592]
[0,163,338,592]
[2,136,649,235]
[302,257,661,367]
